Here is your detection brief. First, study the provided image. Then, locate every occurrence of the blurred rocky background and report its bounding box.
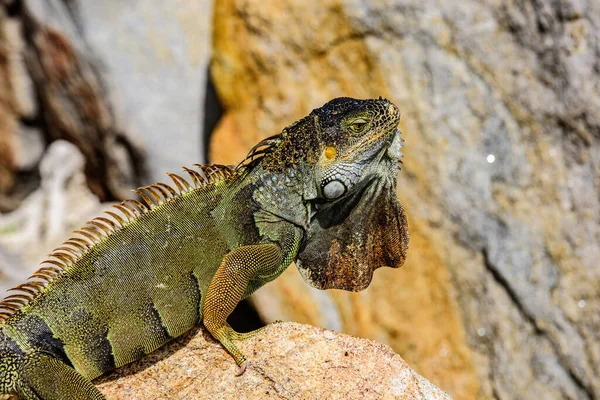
[0,0,598,399]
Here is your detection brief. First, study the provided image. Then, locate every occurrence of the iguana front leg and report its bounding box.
[203,242,285,375]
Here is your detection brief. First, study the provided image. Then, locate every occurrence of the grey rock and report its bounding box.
[26,0,213,182]
[352,0,600,397]
[76,1,213,179]
[0,140,102,292]
[13,125,44,170]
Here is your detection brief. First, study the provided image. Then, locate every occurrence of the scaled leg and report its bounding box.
[203,243,284,374]
[19,353,105,400]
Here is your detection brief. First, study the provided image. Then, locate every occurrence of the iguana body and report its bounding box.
[0,97,408,399]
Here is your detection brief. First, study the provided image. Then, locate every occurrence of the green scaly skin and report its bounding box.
[0,97,409,399]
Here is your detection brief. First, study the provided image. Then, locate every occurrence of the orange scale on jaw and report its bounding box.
[324,146,337,160]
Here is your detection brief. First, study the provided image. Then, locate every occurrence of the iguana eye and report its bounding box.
[348,118,369,134]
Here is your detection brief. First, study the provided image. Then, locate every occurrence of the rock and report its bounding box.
[0,0,215,278]
[26,0,214,183]
[0,9,18,198]
[74,0,214,179]
[96,322,450,400]
[3,17,36,119]
[14,0,145,200]
[210,0,600,398]
[0,140,103,292]
[12,125,43,170]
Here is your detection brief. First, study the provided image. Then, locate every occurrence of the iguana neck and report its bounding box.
[259,114,321,171]
[248,163,311,231]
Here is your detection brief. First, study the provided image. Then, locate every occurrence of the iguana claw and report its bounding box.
[235,362,248,376]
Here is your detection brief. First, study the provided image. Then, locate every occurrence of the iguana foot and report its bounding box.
[203,243,286,374]
[235,362,248,376]
[231,320,284,341]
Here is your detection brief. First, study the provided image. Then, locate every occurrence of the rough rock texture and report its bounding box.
[94,322,449,400]
[210,1,600,399]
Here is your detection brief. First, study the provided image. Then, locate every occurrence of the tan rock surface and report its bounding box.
[95,323,449,400]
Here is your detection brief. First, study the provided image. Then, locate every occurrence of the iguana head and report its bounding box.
[292,97,409,291]
[246,97,409,291]
[307,97,402,201]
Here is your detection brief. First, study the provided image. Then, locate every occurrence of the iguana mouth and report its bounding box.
[341,125,400,162]
[385,128,405,164]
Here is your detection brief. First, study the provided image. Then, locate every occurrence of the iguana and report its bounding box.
[0,97,408,400]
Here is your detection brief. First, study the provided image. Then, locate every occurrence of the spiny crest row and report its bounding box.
[236,133,280,169]
[0,164,235,322]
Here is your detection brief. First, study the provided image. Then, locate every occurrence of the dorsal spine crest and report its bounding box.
[0,163,238,323]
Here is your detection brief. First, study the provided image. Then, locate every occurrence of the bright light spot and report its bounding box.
[477,328,487,337]
[578,300,586,308]
[549,148,557,157]
[439,348,448,357]
[486,154,495,164]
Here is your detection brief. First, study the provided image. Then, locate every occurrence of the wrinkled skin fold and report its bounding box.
[297,166,409,291]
